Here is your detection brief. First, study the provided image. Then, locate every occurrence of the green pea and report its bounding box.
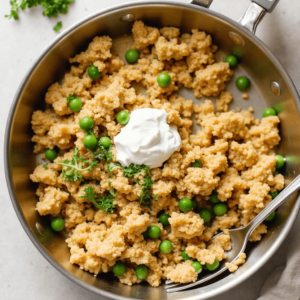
[225,55,238,69]
[147,225,161,239]
[159,240,173,254]
[125,49,139,64]
[113,261,126,276]
[51,217,65,232]
[178,197,193,212]
[191,159,202,168]
[213,203,228,216]
[45,149,57,162]
[157,72,171,87]
[159,213,170,226]
[265,211,276,222]
[206,258,219,271]
[87,65,101,80]
[142,230,149,239]
[191,199,198,210]
[236,76,251,91]
[199,208,212,224]
[263,108,277,118]
[181,249,190,261]
[275,155,285,169]
[99,137,111,149]
[83,135,98,150]
[270,191,278,199]
[69,98,82,112]
[116,110,130,125]
[191,261,203,274]
[135,265,148,280]
[210,191,220,204]
[79,117,94,131]
[273,103,284,114]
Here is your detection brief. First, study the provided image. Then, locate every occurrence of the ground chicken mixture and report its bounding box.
[30,21,284,287]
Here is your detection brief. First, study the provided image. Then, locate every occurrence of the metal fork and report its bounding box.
[166,175,300,293]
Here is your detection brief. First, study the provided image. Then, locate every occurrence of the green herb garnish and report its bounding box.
[5,0,75,31]
[53,21,62,32]
[122,164,150,178]
[92,144,114,163]
[122,163,157,208]
[43,164,48,170]
[66,94,75,102]
[58,147,97,182]
[107,162,122,177]
[81,186,115,214]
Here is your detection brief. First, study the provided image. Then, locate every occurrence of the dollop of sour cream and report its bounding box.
[114,108,181,168]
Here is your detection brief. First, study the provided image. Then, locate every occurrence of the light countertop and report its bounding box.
[1,0,300,299]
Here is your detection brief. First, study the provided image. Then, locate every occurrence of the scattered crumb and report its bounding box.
[226,253,246,273]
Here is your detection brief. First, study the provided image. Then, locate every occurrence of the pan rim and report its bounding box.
[4,1,300,300]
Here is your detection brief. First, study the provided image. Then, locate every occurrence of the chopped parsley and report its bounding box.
[66,94,75,102]
[122,163,157,208]
[81,186,115,214]
[107,162,122,177]
[92,144,114,163]
[122,164,150,178]
[5,0,75,31]
[42,164,48,170]
[58,147,97,182]
[53,21,62,32]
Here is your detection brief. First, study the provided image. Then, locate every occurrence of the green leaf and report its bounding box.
[66,94,75,102]
[5,0,75,30]
[107,162,122,177]
[91,144,114,163]
[80,186,115,214]
[43,164,48,170]
[58,147,98,182]
[53,21,62,32]
[121,163,155,208]
[122,163,150,178]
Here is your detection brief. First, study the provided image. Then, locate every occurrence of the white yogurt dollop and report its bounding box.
[114,108,181,168]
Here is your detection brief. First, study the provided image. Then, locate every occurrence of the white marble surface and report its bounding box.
[0,0,300,299]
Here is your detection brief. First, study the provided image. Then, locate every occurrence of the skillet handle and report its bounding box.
[190,0,280,35]
[253,0,280,12]
[238,0,280,34]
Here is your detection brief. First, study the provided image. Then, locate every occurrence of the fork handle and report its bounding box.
[245,175,300,239]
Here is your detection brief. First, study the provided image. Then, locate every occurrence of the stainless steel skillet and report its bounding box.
[4,0,300,300]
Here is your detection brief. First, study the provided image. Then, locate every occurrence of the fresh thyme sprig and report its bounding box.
[80,186,115,214]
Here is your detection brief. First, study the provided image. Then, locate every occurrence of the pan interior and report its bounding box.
[6,2,300,300]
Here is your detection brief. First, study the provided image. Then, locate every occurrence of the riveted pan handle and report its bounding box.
[190,0,280,34]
